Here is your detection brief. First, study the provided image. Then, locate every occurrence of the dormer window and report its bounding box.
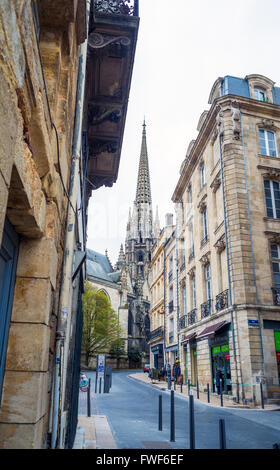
[254,88,267,102]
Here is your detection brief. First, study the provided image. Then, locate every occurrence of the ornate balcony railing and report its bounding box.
[188,308,197,326]
[272,287,280,306]
[201,299,212,319]
[169,332,174,343]
[95,0,139,17]
[215,289,229,311]
[168,300,174,313]
[147,326,164,342]
[180,262,185,272]
[201,234,209,247]
[179,314,187,330]
[168,271,173,283]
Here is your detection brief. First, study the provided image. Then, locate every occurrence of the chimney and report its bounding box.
[165,213,173,226]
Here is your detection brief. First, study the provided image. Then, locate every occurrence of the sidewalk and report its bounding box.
[129,372,280,411]
[73,415,117,449]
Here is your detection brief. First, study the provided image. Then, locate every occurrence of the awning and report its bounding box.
[181,332,196,345]
[196,321,228,341]
[166,344,178,352]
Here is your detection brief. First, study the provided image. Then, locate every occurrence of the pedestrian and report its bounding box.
[216,367,223,395]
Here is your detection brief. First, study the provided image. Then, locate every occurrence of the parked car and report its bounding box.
[143,364,150,373]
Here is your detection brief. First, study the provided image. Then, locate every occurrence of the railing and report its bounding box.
[147,326,164,342]
[179,315,188,329]
[180,262,185,272]
[188,249,195,263]
[168,271,173,283]
[201,299,212,319]
[272,287,280,306]
[215,289,229,311]
[201,234,209,247]
[95,0,139,17]
[169,300,174,313]
[188,308,197,326]
[169,332,174,343]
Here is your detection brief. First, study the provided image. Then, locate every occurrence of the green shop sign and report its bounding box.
[275,331,280,352]
[212,344,229,355]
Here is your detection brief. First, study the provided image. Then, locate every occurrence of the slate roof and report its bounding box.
[86,249,121,284]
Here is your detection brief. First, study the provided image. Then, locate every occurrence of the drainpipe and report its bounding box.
[217,115,240,402]
[51,1,90,448]
[175,224,180,362]
[163,239,167,366]
[239,110,265,373]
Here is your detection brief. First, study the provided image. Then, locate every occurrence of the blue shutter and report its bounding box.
[0,218,19,403]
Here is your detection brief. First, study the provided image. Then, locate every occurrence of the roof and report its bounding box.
[86,249,121,284]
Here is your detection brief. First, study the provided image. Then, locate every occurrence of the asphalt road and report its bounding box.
[78,369,280,449]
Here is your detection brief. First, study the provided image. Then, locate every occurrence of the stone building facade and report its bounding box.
[172,74,280,405]
[0,0,139,448]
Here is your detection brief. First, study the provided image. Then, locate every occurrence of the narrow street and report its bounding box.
[78,370,280,449]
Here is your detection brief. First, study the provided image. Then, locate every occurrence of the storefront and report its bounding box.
[166,344,178,368]
[181,332,196,385]
[275,331,280,385]
[197,320,232,395]
[151,344,163,369]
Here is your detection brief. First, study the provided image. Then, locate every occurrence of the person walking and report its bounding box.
[216,367,224,395]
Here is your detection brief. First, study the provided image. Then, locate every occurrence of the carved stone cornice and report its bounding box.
[88,104,122,126]
[197,194,207,213]
[210,171,221,193]
[214,234,226,253]
[199,251,211,266]
[187,266,196,278]
[264,230,280,244]
[257,165,280,181]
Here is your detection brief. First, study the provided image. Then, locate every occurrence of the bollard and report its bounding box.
[181,381,183,393]
[87,378,91,417]
[174,379,176,391]
[188,379,190,396]
[158,395,162,431]
[196,380,199,399]
[168,375,171,390]
[219,419,227,449]
[207,383,210,403]
[95,372,98,393]
[189,394,195,449]
[260,382,264,409]
[99,377,102,394]
[170,390,175,442]
[220,379,223,407]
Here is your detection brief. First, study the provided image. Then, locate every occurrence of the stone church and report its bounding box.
[124,121,160,366]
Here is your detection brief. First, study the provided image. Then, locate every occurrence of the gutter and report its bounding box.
[51,0,90,448]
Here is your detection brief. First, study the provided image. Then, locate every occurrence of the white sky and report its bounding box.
[86,0,280,266]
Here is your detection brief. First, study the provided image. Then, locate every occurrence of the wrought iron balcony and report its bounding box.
[169,332,174,343]
[179,315,188,330]
[188,308,197,326]
[188,249,194,263]
[215,289,229,311]
[95,0,139,17]
[168,300,174,313]
[147,326,164,342]
[201,299,212,319]
[201,234,209,247]
[180,262,185,272]
[272,287,280,306]
[168,271,173,283]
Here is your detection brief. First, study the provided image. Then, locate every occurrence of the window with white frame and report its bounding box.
[271,244,280,288]
[192,276,196,309]
[254,88,267,102]
[201,164,205,187]
[202,207,208,240]
[183,284,187,314]
[259,129,277,157]
[205,263,212,301]
[264,180,280,219]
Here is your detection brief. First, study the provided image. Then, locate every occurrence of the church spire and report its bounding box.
[135,119,152,205]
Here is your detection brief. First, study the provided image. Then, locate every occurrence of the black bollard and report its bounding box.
[196,380,199,399]
[260,382,264,409]
[189,394,195,449]
[219,419,226,449]
[170,390,175,442]
[158,395,162,431]
[99,377,102,394]
[181,381,183,393]
[220,379,223,407]
[95,372,98,393]
[188,379,190,396]
[207,383,210,403]
[87,378,91,417]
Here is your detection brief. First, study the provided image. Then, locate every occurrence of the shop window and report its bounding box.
[264,180,280,219]
[259,129,277,157]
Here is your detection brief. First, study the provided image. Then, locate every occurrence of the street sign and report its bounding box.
[97,354,106,380]
[248,319,259,327]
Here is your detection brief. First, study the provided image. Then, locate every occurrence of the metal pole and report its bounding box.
[207,383,210,403]
[260,382,264,409]
[159,395,162,431]
[87,378,91,417]
[181,381,183,393]
[170,390,175,442]
[95,370,98,393]
[219,419,227,449]
[189,394,195,449]
[220,379,223,407]
[196,380,199,399]
[188,379,190,396]
[99,377,102,394]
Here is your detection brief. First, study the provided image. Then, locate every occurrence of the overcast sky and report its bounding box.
[86,0,280,266]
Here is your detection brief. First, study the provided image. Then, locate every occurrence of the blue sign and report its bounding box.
[248,320,259,327]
